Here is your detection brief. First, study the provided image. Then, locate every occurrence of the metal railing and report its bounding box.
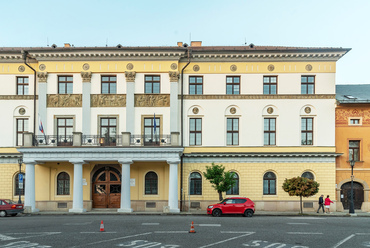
[33,135,73,146]
[82,135,122,146]
[130,134,171,146]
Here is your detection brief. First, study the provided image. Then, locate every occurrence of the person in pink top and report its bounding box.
[324,195,334,214]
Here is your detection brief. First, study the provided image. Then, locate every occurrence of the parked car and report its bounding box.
[207,197,255,217]
[0,199,24,217]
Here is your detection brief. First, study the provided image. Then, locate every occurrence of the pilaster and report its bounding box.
[37,72,48,135]
[125,72,136,134]
[170,72,179,133]
[81,72,92,135]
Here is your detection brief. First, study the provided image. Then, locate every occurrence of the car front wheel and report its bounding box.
[244,209,253,217]
[0,210,7,217]
[212,209,222,217]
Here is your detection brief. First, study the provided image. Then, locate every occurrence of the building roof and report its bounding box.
[336,84,370,103]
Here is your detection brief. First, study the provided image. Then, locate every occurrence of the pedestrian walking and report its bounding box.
[324,195,334,214]
[317,194,325,213]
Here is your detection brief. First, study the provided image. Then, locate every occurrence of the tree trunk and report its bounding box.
[300,195,303,214]
[218,191,223,201]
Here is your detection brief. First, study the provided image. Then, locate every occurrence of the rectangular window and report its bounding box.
[264,118,276,145]
[17,77,29,95]
[227,118,239,145]
[301,76,315,94]
[100,117,117,146]
[58,76,73,94]
[57,118,73,146]
[189,76,203,95]
[226,76,240,95]
[349,119,361,125]
[301,118,313,145]
[101,76,117,94]
[189,118,202,146]
[16,118,29,146]
[263,76,277,94]
[144,117,160,145]
[349,140,360,161]
[145,75,160,94]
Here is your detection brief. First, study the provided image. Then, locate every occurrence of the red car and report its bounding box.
[0,199,24,217]
[207,197,255,217]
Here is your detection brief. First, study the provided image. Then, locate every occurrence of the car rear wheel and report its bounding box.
[212,209,222,217]
[0,210,7,217]
[244,209,253,217]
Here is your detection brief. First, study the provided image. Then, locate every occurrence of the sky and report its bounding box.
[0,0,368,85]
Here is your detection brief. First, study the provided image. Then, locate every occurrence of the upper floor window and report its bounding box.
[263,172,276,195]
[189,118,202,146]
[349,118,361,125]
[349,140,360,161]
[57,172,70,195]
[145,75,160,94]
[226,172,239,195]
[264,118,276,145]
[189,76,203,95]
[100,117,117,146]
[189,172,202,195]
[57,118,73,146]
[17,77,29,95]
[101,76,117,94]
[144,117,160,145]
[263,76,277,94]
[14,172,25,196]
[301,76,315,94]
[16,118,29,146]
[302,171,314,180]
[226,76,240,95]
[58,76,73,94]
[145,171,158,195]
[227,118,239,145]
[301,117,313,145]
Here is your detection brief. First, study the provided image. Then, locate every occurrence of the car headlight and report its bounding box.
[208,206,214,209]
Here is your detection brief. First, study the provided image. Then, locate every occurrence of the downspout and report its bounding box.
[180,46,191,211]
[22,51,37,142]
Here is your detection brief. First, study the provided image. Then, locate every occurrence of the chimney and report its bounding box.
[177,42,183,47]
[191,41,202,47]
[64,43,71,48]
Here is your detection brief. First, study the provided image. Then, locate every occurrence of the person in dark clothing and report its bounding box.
[317,194,325,213]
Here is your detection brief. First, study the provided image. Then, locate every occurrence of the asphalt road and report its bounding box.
[0,215,369,248]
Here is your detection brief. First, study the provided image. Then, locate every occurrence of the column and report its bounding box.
[118,160,133,212]
[167,159,180,213]
[125,72,136,134]
[169,72,180,133]
[81,71,92,135]
[24,161,39,213]
[37,72,48,135]
[69,160,86,213]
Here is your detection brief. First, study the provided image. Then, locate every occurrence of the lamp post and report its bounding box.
[18,158,23,204]
[349,160,356,214]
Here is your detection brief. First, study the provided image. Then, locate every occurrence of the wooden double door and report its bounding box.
[92,166,121,208]
[340,182,364,210]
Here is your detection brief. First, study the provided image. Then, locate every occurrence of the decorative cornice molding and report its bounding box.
[47,94,82,107]
[81,71,92,82]
[135,94,170,107]
[37,72,48,82]
[182,94,336,100]
[0,95,38,100]
[168,71,179,82]
[91,94,126,107]
[125,71,136,82]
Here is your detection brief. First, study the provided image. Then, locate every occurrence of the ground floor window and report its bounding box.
[190,172,202,195]
[57,172,70,195]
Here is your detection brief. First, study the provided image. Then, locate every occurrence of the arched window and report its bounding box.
[226,172,239,195]
[302,171,314,180]
[190,172,202,195]
[263,172,276,195]
[145,171,158,195]
[57,172,70,195]
[14,172,25,196]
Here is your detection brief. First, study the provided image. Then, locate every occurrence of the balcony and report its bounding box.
[25,132,179,147]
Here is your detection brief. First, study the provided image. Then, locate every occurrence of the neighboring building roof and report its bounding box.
[336,84,370,103]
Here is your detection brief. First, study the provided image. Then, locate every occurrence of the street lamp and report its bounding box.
[18,158,23,204]
[349,160,356,214]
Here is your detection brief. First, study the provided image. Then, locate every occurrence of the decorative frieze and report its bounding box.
[168,71,179,82]
[81,71,92,82]
[91,94,126,107]
[135,94,170,107]
[125,71,136,82]
[37,72,48,82]
[47,94,82,107]
[182,94,336,100]
[336,108,370,125]
[0,95,37,100]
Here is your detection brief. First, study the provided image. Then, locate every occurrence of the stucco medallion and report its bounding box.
[18,65,25,72]
[82,63,90,70]
[170,63,178,70]
[126,63,134,70]
[230,107,236,114]
[19,108,26,115]
[268,64,275,72]
[267,107,274,114]
[39,64,46,71]
[305,64,313,71]
[193,65,200,72]
[230,65,237,72]
[192,107,199,114]
[305,107,311,114]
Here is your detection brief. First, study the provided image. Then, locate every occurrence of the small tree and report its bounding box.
[203,163,236,201]
[282,176,319,214]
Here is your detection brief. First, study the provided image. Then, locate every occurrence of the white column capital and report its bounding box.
[167,159,180,165]
[69,160,85,165]
[23,160,37,165]
[118,160,133,165]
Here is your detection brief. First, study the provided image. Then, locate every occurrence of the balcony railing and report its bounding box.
[82,135,122,146]
[34,135,73,146]
[130,135,171,146]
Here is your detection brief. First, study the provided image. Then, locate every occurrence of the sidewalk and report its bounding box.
[24,209,370,217]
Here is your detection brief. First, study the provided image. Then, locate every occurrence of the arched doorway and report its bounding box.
[340,182,364,210]
[92,166,121,208]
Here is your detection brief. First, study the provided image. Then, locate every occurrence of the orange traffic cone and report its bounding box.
[100,220,105,232]
[189,221,196,233]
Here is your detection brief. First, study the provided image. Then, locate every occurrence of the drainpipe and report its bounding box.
[22,51,37,142]
[180,46,191,211]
